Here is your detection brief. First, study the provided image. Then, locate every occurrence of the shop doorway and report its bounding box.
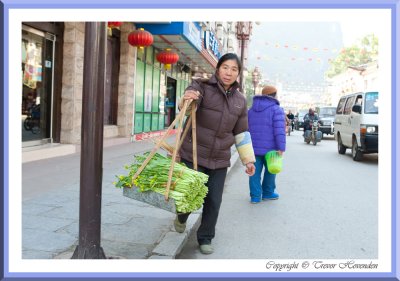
[22,25,55,146]
[165,77,177,127]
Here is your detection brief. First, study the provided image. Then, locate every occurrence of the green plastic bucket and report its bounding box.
[265,150,283,174]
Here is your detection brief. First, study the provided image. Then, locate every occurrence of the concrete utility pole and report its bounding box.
[72,22,106,259]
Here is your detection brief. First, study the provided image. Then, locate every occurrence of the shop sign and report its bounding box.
[182,22,202,51]
[204,31,221,59]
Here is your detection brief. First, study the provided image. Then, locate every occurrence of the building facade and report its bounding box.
[21,21,243,161]
[326,61,379,107]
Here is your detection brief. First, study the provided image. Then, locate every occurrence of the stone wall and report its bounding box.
[117,23,136,137]
[60,22,85,144]
[60,22,136,144]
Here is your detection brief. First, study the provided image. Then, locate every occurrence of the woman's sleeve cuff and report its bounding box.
[234,131,256,165]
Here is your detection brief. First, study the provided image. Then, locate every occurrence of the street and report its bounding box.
[177,130,378,259]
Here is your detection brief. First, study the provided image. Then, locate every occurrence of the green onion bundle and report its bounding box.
[114,153,208,213]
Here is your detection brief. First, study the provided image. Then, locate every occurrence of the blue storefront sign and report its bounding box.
[204,31,221,59]
[135,22,202,52]
[182,22,202,51]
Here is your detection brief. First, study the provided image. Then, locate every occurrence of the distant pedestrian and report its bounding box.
[248,85,286,204]
[175,53,256,255]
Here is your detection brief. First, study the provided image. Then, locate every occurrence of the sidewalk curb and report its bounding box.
[30,142,240,260]
[149,149,240,259]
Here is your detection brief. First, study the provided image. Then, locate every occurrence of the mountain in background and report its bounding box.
[247,22,344,91]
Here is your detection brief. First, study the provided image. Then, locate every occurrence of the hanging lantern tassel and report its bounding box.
[107,22,123,36]
[156,49,179,70]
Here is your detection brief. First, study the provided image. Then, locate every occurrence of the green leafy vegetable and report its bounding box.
[114,153,208,213]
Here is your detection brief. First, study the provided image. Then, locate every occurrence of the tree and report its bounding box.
[243,68,255,107]
[325,34,378,78]
[243,67,267,108]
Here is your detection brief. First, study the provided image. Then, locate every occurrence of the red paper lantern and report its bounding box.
[108,22,122,28]
[156,49,179,70]
[128,28,153,48]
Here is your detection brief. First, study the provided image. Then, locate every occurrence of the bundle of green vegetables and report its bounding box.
[114,153,208,213]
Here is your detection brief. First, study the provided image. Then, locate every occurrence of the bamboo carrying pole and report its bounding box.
[191,103,198,171]
[154,114,193,154]
[164,100,190,200]
[179,114,192,150]
[130,107,184,184]
[131,99,198,202]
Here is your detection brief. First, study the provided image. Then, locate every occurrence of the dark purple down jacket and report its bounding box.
[179,74,248,169]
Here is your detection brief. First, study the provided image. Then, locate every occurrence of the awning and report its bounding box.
[135,22,218,74]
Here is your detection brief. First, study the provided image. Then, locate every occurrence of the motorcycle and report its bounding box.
[304,120,322,145]
[23,104,41,134]
[286,121,291,136]
[286,119,294,136]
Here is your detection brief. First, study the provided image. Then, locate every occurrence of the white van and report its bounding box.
[334,91,378,161]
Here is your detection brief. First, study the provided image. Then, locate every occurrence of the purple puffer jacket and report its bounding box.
[248,95,286,156]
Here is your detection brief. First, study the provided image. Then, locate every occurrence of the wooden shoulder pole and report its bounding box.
[191,103,197,171]
[164,100,189,200]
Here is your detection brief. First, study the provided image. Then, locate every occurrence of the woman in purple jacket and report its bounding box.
[248,85,286,203]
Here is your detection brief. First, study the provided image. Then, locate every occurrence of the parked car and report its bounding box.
[294,110,308,130]
[317,106,336,136]
[334,91,378,161]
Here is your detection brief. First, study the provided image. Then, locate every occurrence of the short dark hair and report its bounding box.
[216,53,242,73]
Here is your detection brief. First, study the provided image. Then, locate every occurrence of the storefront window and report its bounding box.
[154,49,161,69]
[145,46,154,65]
[134,46,169,134]
[22,25,54,145]
[137,47,145,62]
[133,47,194,134]
[159,72,166,129]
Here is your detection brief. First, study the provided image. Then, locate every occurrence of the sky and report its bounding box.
[246,15,386,90]
[247,22,343,89]
[339,19,382,47]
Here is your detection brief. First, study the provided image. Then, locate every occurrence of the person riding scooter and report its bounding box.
[286,110,295,131]
[303,108,319,134]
